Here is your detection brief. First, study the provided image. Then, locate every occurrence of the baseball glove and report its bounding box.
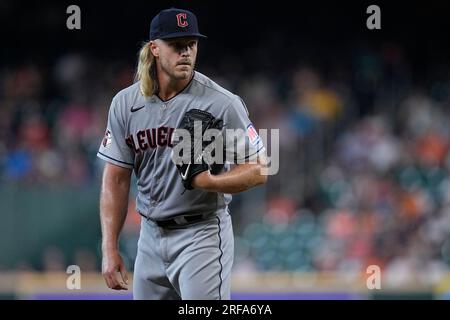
[173,109,224,190]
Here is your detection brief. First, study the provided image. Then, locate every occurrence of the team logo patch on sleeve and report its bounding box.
[247,123,260,146]
[102,130,112,148]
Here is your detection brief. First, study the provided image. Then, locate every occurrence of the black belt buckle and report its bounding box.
[156,214,204,228]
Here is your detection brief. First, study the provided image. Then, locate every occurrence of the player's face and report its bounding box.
[157,37,198,80]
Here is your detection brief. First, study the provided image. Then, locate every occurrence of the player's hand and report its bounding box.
[102,249,129,290]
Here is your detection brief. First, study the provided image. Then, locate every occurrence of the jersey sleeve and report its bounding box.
[223,96,266,163]
[97,97,134,169]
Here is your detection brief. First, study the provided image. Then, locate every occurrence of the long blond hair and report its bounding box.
[134,41,158,97]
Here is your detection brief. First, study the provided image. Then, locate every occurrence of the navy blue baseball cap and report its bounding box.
[149,8,207,41]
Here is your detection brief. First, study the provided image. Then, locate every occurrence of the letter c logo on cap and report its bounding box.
[176,13,188,27]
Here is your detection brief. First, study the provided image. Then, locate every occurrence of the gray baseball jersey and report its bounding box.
[97,71,265,221]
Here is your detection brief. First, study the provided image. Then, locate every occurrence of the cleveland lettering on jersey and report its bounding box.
[126,127,175,153]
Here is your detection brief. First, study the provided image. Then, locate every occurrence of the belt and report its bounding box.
[154,213,207,228]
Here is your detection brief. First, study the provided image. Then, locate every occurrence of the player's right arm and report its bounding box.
[97,95,135,290]
[100,162,132,290]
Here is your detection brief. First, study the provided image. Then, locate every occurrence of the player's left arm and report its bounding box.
[192,154,268,194]
[193,96,269,193]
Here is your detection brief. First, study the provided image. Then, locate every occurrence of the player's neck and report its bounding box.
[157,70,194,101]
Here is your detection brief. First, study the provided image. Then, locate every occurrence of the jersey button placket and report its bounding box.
[150,102,166,207]
[160,103,167,115]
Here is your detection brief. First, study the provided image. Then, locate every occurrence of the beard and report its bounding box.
[161,59,195,80]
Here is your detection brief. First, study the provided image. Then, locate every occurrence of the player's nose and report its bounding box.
[180,45,191,53]
[180,46,191,57]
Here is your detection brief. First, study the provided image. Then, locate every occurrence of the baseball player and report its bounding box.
[98,8,267,300]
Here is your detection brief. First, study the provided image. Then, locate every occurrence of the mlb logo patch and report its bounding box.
[247,123,260,146]
[102,130,112,148]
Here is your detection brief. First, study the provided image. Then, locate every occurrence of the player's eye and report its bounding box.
[172,42,185,50]
[170,42,196,51]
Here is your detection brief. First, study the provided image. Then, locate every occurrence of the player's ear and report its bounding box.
[149,41,160,57]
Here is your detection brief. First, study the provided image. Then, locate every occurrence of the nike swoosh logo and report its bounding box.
[180,163,191,181]
[131,105,145,112]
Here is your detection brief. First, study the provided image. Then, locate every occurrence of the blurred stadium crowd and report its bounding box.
[1,38,450,288]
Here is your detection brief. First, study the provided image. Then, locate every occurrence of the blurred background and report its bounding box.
[1,0,450,299]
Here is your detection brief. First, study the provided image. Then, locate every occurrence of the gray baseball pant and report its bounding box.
[133,208,234,300]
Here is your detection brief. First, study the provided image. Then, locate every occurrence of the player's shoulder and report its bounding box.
[192,71,248,115]
[193,72,241,105]
[110,82,144,111]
